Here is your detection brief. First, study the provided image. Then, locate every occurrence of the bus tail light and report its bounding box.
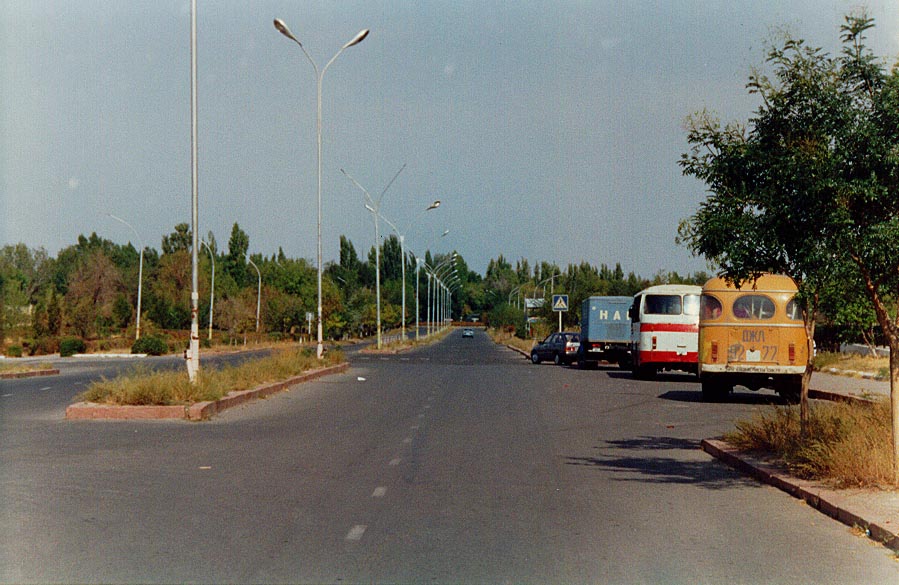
[711,341,719,363]
[789,343,796,364]
[651,336,657,350]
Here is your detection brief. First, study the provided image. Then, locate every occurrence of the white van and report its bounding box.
[629,284,702,378]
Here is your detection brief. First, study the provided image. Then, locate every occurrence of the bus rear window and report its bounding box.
[733,295,776,320]
[644,294,682,315]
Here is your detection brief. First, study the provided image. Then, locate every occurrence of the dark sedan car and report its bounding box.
[530,332,580,365]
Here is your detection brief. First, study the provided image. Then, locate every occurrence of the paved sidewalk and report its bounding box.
[707,370,899,552]
[811,370,889,398]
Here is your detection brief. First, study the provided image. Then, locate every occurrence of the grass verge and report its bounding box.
[0,362,54,375]
[724,399,894,489]
[361,327,454,354]
[487,328,535,354]
[814,351,889,379]
[78,347,344,406]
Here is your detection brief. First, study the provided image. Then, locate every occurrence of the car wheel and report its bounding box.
[531,352,540,364]
[554,353,562,366]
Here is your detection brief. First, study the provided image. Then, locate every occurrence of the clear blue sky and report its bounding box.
[3,1,897,277]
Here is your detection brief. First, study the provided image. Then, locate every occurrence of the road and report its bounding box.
[1,331,897,583]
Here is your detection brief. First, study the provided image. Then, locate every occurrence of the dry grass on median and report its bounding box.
[78,347,344,406]
[0,362,54,375]
[724,399,895,489]
[813,351,889,379]
[487,328,535,354]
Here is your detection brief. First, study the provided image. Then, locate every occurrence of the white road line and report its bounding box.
[402,437,412,444]
[40,386,51,391]
[388,457,401,466]
[1,394,12,398]
[410,425,419,430]
[372,487,387,498]
[346,525,367,541]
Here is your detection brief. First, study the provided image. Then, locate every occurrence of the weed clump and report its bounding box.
[724,400,894,488]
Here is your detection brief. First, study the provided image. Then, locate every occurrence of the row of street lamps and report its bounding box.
[109,13,452,383]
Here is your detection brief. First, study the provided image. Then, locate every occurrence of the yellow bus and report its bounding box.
[698,274,809,402]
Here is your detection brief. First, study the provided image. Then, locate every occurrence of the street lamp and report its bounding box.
[201,240,215,341]
[411,229,449,339]
[247,258,262,333]
[376,200,440,343]
[274,18,369,359]
[341,165,405,349]
[107,214,144,341]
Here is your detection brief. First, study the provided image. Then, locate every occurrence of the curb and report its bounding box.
[0,369,60,379]
[701,438,899,551]
[66,362,349,421]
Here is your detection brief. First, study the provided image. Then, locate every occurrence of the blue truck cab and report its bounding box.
[578,296,633,369]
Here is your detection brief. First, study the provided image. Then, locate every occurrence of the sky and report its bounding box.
[3,1,898,279]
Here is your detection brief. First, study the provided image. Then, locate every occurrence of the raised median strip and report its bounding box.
[702,438,899,552]
[66,362,349,421]
[0,369,60,379]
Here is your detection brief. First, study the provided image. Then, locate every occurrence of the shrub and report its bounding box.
[31,337,60,356]
[131,336,168,356]
[6,345,23,358]
[59,337,87,357]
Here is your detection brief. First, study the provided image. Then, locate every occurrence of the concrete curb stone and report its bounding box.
[65,362,349,421]
[702,438,899,552]
[0,369,60,379]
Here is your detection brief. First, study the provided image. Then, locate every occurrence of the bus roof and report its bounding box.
[702,273,798,294]
[634,284,702,297]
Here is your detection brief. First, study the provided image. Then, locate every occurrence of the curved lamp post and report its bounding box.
[247,258,261,333]
[107,214,144,341]
[201,240,215,341]
[375,200,440,343]
[274,18,368,359]
[341,165,405,349]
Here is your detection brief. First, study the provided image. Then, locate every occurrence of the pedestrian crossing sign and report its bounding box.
[552,294,569,312]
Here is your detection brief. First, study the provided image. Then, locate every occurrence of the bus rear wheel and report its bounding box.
[701,375,730,402]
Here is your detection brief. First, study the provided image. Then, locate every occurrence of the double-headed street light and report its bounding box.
[341,165,406,350]
[107,214,144,341]
[274,17,369,359]
[411,229,449,340]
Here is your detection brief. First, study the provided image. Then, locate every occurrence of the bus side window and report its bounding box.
[701,295,722,319]
[786,298,803,320]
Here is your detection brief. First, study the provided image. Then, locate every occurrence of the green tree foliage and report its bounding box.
[161,223,191,255]
[225,223,250,287]
[678,12,899,480]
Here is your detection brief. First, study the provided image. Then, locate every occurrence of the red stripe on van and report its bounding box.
[639,323,698,333]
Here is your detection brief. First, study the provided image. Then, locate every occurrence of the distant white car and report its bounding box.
[462,328,474,338]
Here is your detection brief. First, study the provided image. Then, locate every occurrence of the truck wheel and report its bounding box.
[633,364,656,380]
[530,352,540,364]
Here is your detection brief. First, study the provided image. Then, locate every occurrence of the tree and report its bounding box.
[161,223,192,255]
[679,12,899,482]
[224,223,250,287]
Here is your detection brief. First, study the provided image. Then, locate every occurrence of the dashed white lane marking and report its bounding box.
[1,394,12,398]
[372,487,387,498]
[389,458,402,466]
[410,425,419,430]
[40,386,51,391]
[417,413,425,419]
[346,525,367,541]
[424,404,432,410]
[402,437,412,444]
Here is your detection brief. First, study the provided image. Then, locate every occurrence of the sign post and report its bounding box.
[552,294,569,333]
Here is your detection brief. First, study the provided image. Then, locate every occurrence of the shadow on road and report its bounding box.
[658,389,788,405]
[564,436,760,489]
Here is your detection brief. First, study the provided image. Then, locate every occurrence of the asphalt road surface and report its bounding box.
[2,331,897,583]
